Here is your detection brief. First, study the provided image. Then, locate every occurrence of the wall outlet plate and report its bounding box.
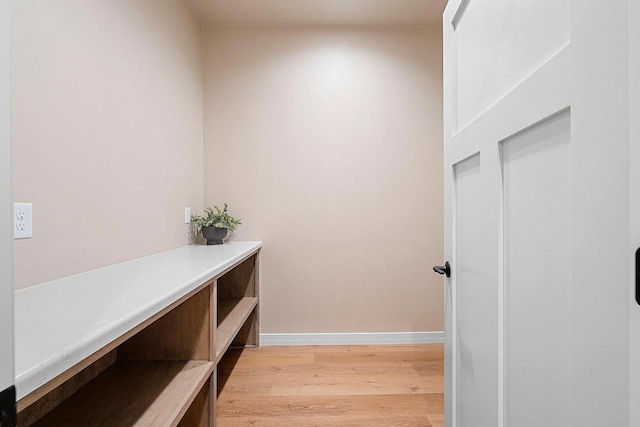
[184,207,191,224]
[13,202,32,239]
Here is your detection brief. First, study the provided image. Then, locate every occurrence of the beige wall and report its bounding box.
[203,26,443,333]
[12,8,444,334]
[12,0,204,289]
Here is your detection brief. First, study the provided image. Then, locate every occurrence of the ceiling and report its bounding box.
[185,0,448,27]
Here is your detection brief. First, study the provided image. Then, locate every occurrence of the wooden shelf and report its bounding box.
[34,360,214,427]
[216,297,258,362]
[18,245,260,426]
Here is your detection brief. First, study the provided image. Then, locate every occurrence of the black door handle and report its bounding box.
[433,261,451,278]
[636,248,639,306]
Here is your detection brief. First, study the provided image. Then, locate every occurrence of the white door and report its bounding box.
[629,0,640,425]
[0,0,15,424]
[442,1,633,426]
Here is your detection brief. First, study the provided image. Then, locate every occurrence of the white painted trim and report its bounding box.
[497,142,506,427]
[259,331,444,346]
[0,0,14,392]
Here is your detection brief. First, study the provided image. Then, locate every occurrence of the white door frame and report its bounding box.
[0,0,15,424]
[629,0,640,425]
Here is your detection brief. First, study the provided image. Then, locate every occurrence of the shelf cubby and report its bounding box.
[216,297,258,362]
[33,360,214,427]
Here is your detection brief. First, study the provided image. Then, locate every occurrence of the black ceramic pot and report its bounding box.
[201,226,228,245]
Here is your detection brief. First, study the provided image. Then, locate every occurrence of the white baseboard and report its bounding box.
[259,331,444,346]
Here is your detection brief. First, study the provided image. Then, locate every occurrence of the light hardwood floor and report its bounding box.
[217,344,444,427]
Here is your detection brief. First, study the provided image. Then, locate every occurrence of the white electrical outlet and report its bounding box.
[184,207,191,224]
[14,202,33,239]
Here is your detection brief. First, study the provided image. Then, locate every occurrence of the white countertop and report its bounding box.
[14,241,262,401]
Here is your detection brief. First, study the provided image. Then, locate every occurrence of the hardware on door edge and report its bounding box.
[636,248,639,306]
[433,261,451,278]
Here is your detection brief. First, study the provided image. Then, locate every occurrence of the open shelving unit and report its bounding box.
[15,243,261,427]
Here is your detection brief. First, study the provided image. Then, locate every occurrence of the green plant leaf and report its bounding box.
[191,203,242,232]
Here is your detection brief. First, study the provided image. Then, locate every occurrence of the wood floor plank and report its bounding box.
[221,365,437,396]
[218,349,314,372]
[217,344,444,426]
[348,393,443,416]
[217,394,352,418]
[314,349,442,365]
[217,395,435,427]
[217,414,433,427]
[427,414,444,427]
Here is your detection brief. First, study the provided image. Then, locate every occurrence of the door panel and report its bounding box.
[502,111,571,426]
[453,153,498,427]
[444,1,631,426]
[629,0,640,426]
[454,0,570,130]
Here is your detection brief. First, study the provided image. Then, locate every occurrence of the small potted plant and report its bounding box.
[191,203,241,245]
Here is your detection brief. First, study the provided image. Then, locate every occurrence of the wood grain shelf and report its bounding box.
[216,297,258,362]
[33,360,214,427]
[17,243,261,427]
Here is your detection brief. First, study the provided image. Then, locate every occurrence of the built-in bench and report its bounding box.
[14,241,262,426]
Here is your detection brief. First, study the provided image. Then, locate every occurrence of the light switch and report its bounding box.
[184,207,191,224]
